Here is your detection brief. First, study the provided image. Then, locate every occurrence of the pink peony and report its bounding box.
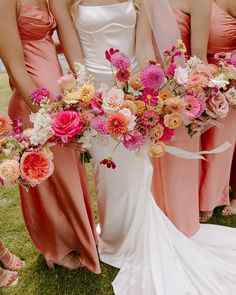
[110,52,131,72]
[52,111,83,143]
[91,116,108,135]
[122,132,144,151]
[141,88,158,106]
[184,93,205,118]
[20,151,54,186]
[30,88,50,105]
[141,64,165,89]
[0,115,12,136]
[141,110,160,129]
[206,90,229,118]
[57,74,76,91]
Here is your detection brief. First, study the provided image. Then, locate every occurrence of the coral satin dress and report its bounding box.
[8,1,100,274]
[199,1,236,211]
[152,10,200,237]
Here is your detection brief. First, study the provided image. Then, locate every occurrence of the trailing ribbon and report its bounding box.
[165,142,232,160]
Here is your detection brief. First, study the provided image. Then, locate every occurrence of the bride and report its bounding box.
[50,0,236,294]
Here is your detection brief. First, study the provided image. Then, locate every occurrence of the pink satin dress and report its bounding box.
[8,1,100,274]
[199,1,236,212]
[151,10,200,237]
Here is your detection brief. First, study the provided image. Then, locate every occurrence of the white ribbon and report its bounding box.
[165,141,232,160]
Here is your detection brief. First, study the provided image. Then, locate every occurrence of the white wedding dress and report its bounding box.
[76,1,236,294]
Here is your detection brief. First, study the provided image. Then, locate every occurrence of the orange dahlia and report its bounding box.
[107,113,128,137]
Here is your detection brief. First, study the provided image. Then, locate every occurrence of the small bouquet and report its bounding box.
[89,42,191,168]
[30,66,96,163]
[0,115,54,189]
[175,52,236,136]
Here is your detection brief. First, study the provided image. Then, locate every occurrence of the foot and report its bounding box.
[0,268,18,288]
[0,249,25,271]
[47,253,83,270]
[199,211,213,223]
[222,199,236,216]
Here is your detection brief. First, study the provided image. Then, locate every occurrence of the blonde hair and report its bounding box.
[68,0,140,22]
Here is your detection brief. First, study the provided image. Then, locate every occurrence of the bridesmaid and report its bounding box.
[0,0,100,273]
[151,0,212,236]
[199,0,236,222]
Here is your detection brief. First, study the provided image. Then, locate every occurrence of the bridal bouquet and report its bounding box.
[0,115,54,189]
[89,42,192,168]
[177,52,236,136]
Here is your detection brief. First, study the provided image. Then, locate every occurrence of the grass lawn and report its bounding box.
[0,72,236,295]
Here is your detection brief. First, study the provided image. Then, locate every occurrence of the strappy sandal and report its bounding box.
[0,249,25,271]
[46,253,84,270]
[0,269,18,288]
[199,211,213,223]
[222,205,236,216]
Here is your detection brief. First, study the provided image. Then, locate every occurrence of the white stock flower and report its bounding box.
[208,73,230,89]
[29,113,53,145]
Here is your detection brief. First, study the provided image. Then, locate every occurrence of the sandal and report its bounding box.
[0,249,25,271]
[46,253,84,270]
[222,201,236,216]
[199,211,213,223]
[0,269,18,288]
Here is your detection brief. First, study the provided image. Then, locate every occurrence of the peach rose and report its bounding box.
[0,160,20,183]
[130,73,143,90]
[149,142,166,158]
[149,124,164,142]
[0,115,12,136]
[102,87,125,113]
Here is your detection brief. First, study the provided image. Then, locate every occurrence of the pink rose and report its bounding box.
[206,90,229,118]
[57,74,76,91]
[52,111,83,143]
[20,151,54,186]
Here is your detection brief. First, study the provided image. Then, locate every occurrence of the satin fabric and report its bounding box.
[199,1,236,211]
[76,2,236,294]
[152,9,200,237]
[8,1,100,274]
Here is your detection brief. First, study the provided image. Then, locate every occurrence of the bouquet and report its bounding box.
[30,66,96,163]
[0,115,54,189]
[176,52,236,136]
[89,42,193,168]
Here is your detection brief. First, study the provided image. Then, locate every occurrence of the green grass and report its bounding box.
[0,72,236,294]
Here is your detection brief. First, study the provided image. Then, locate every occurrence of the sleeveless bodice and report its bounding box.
[76,0,138,86]
[14,1,62,99]
[208,1,236,62]
[174,10,191,57]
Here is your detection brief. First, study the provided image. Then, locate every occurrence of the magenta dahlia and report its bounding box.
[140,64,165,89]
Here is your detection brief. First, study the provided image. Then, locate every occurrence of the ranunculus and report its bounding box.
[174,66,188,85]
[102,87,125,113]
[0,160,20,183]
[57,74,76,91]
[149,124,164,142]
[20,152,54,186]
[130,73,143,90]
[52,111,83,143]
[164,113,182,129]
[149,142,166,158]
[0,115,12,136]
[119,108,136,131]
[206,90,229,118]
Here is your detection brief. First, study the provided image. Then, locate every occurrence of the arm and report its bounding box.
[190,0,213,63]
[135,0,156,68]
[49,0,83,73]
[0,0,38,111]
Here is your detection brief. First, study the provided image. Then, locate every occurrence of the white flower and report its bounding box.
[186,56,203,70]
[119,108,136,131]
[78,129,97,150]
[225,88,236,108]
[208,73,229,89]
[174,66,189,85]
[102,87,125,113]
[29,112,53,145]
